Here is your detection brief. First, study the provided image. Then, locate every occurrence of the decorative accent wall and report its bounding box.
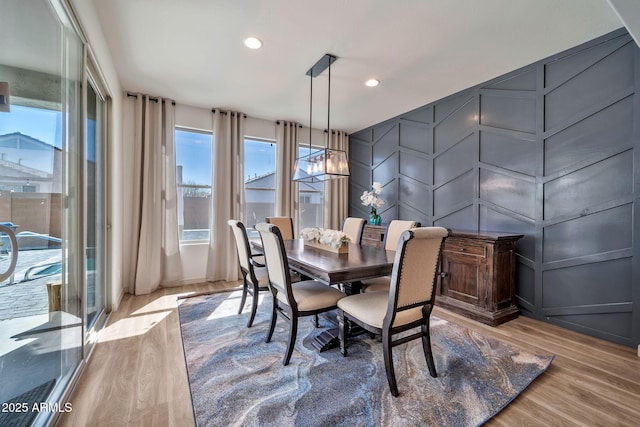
[349,28,639,348]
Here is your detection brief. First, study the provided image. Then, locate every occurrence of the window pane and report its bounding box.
[244,138,276,236]
[179,186,211,241]
[176,129,212,186]
[297,147,325,230]
[85,80,105,330]
[176,129,212,241]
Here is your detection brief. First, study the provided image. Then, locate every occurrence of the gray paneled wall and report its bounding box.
[349,29,639,348]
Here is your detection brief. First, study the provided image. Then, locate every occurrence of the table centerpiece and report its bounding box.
[300,227,351,254]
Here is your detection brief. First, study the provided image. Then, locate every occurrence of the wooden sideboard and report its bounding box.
[361,224,386,248]
[436,231,523,326]
[360,226,522,326]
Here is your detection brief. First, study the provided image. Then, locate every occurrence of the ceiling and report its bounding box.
[87,0,623,133]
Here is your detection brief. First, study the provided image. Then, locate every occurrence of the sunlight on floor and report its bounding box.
[99,310,172,342]
[206,291,245,320]
[203,290,267,321]
[131,292,195,315]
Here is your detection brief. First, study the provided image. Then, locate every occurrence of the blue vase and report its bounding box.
[369,213,382,225]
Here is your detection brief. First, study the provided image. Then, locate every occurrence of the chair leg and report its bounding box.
[314,313,319,328]
[382,330,399,397]
[266,297,277,343]
[246,283,259,328]
[238,277,248,315]
[421,319,438,377]
[283,315,298,366]
[338,310,347,356]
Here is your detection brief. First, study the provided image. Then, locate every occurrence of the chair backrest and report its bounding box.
[342,217,366,245]
[265,216,294,240]
[385,227,449,324]
[228,220,255,280]
[383,220,421,251]
[255,222,295,308]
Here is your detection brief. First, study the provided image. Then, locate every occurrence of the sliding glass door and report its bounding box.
[0,0,108,424]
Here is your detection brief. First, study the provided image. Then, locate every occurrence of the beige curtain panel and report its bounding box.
[275,121,300,233]
[206,109,246,282]
[128,93,183,295]
[324,130,349,230]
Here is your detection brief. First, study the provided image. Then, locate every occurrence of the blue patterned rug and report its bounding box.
[178,290,553,427]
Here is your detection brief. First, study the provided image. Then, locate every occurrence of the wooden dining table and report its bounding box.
[251,238,395,294]
[250,238,396,351]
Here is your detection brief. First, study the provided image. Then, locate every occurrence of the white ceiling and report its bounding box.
[88,0,623,133]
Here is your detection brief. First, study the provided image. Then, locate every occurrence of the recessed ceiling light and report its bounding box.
[365,78,380,87]
[244,37,263,49]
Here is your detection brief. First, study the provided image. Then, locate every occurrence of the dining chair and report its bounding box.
[265,216,294,240]
[255,222,346,365]
[228,220,271,327]
[341,217,366,245]
[360,220,420,293]
[337,226,450,397]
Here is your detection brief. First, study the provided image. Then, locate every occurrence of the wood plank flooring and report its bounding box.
[60,281,640,426]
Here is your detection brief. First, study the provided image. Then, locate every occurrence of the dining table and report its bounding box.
[250,238,396,350]
[251,238,395,293]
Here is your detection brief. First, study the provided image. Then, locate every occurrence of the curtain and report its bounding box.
[324,130,350,230]
[129,93,182,295]
[275,121,300,233]
[206,109,245,282]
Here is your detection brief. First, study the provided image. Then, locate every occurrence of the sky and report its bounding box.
[0,105,62,148]
[175,131,277,185]
[0,104,101,161]
[1,106,283,184]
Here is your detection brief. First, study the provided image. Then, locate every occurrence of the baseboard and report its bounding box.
[179,277,209,286]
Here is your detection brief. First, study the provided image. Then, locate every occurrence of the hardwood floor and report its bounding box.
[60,281,640,426]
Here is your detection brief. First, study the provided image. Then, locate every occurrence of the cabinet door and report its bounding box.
[440,250,486,307]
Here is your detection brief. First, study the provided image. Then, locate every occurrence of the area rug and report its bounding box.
[178,290,553,427]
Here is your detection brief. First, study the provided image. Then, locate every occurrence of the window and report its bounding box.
[244,138,276,237]
[175,128,212,241]
[297,146,325,230]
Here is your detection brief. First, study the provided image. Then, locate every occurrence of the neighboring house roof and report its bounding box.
[0,132,59,152]
[245,172,275,188]
[245,171,323,191]
[0,133,56,179]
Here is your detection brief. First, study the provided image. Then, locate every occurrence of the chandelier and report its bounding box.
[292,54,350,182]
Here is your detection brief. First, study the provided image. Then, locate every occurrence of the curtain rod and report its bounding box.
[211,108,247,118]
[126,92,175,105]
[276,121,302,128]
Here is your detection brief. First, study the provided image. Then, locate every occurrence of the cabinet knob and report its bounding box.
[439,272,448,278]
[459,247,465,252]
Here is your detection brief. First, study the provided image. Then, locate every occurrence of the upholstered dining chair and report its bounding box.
[228,220,271,327]
[337,226,450,397]
[342,217,366,245]
[360,220,420,293]
[265,216,294,240]
[255,222,346,365]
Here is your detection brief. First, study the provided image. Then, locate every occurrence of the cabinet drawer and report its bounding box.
[444,240,486,257]
[362,230,382,239]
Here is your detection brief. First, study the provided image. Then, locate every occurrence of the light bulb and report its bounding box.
[243,37,262,49]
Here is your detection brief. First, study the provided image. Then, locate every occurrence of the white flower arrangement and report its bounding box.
[360,181,385,218]
[300,227,351,249]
